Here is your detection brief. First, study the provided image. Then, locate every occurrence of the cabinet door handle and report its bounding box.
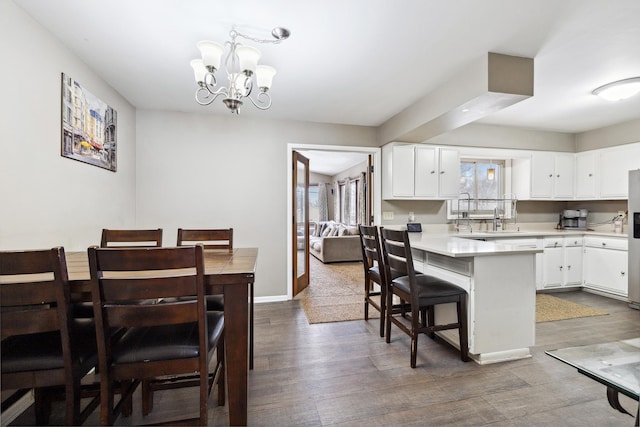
[559,266,563,271]
[588,173,593,177]
[440,171,445,174]
[602,242,606,247]
[430,171,435,174]
[557,174,560,178]
[621,271,626,276]
[567,265,571,270]
[548,174,553,178]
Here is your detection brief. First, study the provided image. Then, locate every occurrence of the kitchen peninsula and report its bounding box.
[404,233,543,364]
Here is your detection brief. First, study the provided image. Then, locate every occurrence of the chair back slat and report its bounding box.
[2,309,60,335]
[101,229,163,248]
[93,247,196,271]
[0,251,58,275]
[359,225,382,265]
[177,228,233,252]
[100,275,198,301]
[0,281,57,306]
[106,300,198,328]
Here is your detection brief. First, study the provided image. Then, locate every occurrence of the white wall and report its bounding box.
[135,110,377,299]
[0,1,136,251]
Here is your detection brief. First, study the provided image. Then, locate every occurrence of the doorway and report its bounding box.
[286,144,381,300]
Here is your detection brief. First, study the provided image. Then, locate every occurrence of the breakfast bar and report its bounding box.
[406,233,543,364]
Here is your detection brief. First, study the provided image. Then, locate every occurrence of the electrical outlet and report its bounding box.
[383,211,394,220]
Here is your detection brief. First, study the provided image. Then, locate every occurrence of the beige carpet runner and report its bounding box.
[299,258,608,324]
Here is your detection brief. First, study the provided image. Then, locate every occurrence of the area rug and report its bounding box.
[299,258,608,324]
[298,257,374,324]
[536,293,608,323]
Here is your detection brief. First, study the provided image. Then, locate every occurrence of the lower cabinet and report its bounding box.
[540,237,583,290]
[583,236,628,297]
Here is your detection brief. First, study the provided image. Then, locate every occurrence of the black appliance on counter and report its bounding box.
[559,209,588,230]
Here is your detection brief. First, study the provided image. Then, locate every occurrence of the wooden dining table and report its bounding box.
[65,247,258,426]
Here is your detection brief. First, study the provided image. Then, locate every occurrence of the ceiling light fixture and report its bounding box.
[592,77,640,101]
[190,26,290,114]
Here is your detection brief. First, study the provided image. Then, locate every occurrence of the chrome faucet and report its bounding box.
[493,207,502,231]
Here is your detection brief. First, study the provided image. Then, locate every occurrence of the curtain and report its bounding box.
[343,180,351,225]
[333,181,340,222]
[318,183,329,221]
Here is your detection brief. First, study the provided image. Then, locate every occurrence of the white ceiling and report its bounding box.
[14,0,640,134]
[297,150,369,176]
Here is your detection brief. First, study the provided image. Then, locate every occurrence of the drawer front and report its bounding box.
[564,237,583,247]
[584,236,628,250]
[543,237,564,248]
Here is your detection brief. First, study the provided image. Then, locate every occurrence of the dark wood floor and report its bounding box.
[9,290,640,426]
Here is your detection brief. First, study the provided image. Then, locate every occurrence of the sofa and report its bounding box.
[308,221,362,263]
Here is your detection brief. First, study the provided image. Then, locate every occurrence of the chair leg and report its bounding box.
[217,336,226,406]
[410,331,418,368]
[65,380,82,426]
[427,305,435,339]
[457,297,470,362]
[99,374,114,426]
[250,281,254,370]
[385,287,393,344]
[142,379,153,416]
[34,387,53,425]
[379,283,386,338]
[364,278,370,321]
[199,371,208,426]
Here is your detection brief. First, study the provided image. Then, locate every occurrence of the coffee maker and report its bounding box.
[559,209,588,230]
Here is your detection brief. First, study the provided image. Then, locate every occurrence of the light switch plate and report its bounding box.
[383,211,394,220]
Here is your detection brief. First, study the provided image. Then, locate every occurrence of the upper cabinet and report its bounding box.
[530,152,574,199]
[514,142,639,201]
[384,142,639,202]
[575,151,598,199]
[383,143,459,200]
[598,144,640,199]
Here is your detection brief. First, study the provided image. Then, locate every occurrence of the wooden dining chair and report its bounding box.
[88,244,224,426]
[176,227,254,369]
[358,225,409,337]
[379,228,469,368]
[0,247,99,425]
[100,228,163,248]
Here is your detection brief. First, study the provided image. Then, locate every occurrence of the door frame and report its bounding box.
[286,143,381,300]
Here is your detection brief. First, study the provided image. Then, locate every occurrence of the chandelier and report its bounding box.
[190,27,290,114]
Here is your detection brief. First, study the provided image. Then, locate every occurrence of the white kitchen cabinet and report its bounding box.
[575,151,598,199]
[384,143,459,199]
[583,236,628,297]
[599,143,640,199]
[541,237,583,289]
[390,144,415,197]
[530,152,574,199]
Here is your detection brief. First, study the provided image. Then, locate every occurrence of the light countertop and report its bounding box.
[407,234,542,258]
[390,224,628,258]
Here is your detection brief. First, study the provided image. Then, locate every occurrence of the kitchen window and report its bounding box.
[447,158,514,219]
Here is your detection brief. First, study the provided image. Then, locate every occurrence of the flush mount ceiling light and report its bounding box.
[592,77,640,101]
[190,26,290,114]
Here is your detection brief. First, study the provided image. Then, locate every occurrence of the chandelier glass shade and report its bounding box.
[190,27,289,114]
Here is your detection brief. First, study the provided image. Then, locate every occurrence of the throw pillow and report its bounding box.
[322,225,334,237]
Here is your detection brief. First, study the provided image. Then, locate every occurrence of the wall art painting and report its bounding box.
[61,73,117,171]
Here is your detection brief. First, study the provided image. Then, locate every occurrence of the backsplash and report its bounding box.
[381,199,629,232]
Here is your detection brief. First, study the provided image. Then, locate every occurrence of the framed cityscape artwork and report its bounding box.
[60,73,117,171]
